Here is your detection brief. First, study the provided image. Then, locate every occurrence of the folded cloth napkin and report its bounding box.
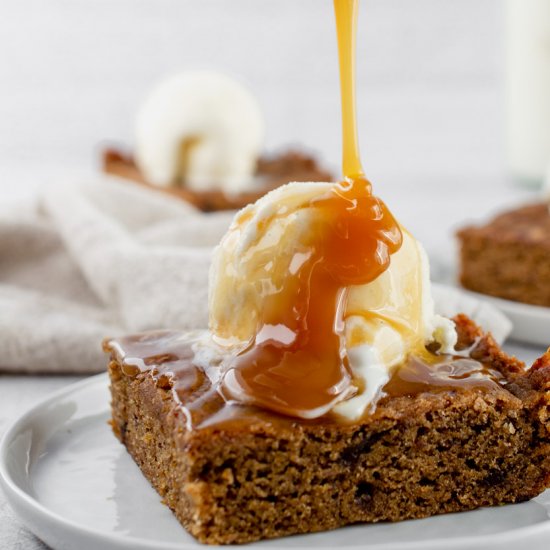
[0,176,233,373]
[0,175,512,374]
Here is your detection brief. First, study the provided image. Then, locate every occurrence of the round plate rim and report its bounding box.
[0,373,193,550]
[462,289,550,320]
[1,374,550,550]
[431,259,550,346]
[459,288,550,346]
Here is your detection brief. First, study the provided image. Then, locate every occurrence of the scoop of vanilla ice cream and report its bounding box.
[135,71,265,193]
[209,182,457,420]
[209,181,330,343]
[334,232,456,419]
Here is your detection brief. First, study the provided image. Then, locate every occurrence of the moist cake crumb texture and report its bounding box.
[106,315,550,545]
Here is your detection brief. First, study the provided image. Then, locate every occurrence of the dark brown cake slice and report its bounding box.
[457,202,550,306]
[102,148,333,212]
[105,315,550,545]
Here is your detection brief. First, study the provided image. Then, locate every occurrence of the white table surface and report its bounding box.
[1,0,549,548]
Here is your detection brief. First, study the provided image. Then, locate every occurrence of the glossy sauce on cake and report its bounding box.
[105,330,507,431]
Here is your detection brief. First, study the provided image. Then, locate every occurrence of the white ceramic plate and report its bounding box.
[432,283,512,344]
[459,289,550,347]
[429,253,550,347]
[2,374,550,550]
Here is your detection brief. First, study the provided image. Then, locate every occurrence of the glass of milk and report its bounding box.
[506,0,550,187]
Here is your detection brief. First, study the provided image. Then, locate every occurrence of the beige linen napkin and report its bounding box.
[0,175,511,374]
[0,176,233,373]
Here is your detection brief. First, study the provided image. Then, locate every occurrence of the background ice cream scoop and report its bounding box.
[135,71,265,193]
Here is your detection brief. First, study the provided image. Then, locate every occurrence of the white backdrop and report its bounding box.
[0,0,533,257]
[0,1,502,180]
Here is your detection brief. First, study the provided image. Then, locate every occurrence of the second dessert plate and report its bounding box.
[2,371,550,550]
[430,253,550,347]
[459,290,550,347]
[430,256,550,346]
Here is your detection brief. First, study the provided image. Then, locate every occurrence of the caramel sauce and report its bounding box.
[219,178,402,417]
[334,0,364,180]
[382,355,505,399]
[217,0,403,418]
[106,331,507,431]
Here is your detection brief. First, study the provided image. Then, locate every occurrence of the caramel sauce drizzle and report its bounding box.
[219,178,402,417]
[216,0,402,418]
[106,331,507,431]
[335,0,364,180]
[216,1,403,418]
[382,355,506,398]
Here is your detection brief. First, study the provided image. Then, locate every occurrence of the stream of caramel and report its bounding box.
[219,178,402,417]
[335,0,364,180]
[216,0,403,418]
